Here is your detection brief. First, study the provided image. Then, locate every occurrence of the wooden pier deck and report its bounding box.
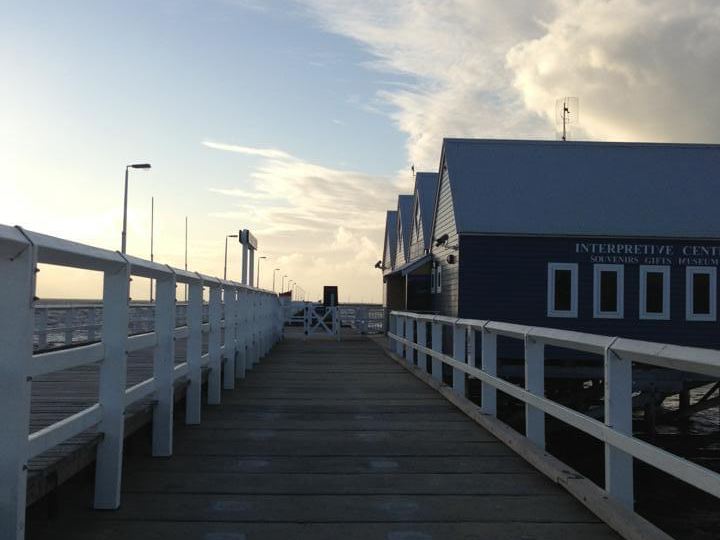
[27,336,619,540]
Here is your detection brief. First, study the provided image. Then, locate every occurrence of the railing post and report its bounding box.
[235,288,247,379]
[207,285,222,405]
[87,307,97,341]
[396,315,405,357]
[94,256,130,509]
[185,279,203,424]
[37,306,48,348]
[480,327,497,416]
[0,230,35,540]
[524,334,545,448]
[259,295,267,356]
[151,271,175,456]
[387,312,395,348]
[605,346,634,508]
[247,291,255,368]
[405,317,414,366]
[236,289,247,377]
[304,304,310,338]
[452,323,466,396]
[223,287,236,388]
[334,305,340,341]
[64,308,73,345]
[431,321,442,382]
[416,319,427,373]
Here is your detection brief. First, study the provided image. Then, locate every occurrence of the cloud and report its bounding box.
[205,140,398,300]
[298,0,720,167]
[202,141,295,160]
[507,0,720,142]
[210,1,720,300]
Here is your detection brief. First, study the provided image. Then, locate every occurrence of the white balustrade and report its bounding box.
[0,224,283,540]
[387,310,720,514]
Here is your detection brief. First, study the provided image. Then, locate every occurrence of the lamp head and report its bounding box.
[129,163,151,169]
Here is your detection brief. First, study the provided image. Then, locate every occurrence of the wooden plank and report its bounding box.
[27,336,621,540]
[28,521,620,540]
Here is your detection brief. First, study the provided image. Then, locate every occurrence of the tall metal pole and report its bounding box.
[150,196,154,302]
[273,268,279,292]
[224,236,229,281]
[282,275,287,292]
[184,216,188,302]
[256,256,266,288]
[121,166,129,253]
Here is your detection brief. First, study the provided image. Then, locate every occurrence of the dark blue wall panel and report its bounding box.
[457,235,720,350]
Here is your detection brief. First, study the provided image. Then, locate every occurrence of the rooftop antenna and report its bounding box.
[555,97,579,141]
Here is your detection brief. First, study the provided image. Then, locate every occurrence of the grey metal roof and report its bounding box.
[383,253,431,277]
[414,172,439,250]
[440,138,720,237]
[383,210,397,268]
[397,195,414,262]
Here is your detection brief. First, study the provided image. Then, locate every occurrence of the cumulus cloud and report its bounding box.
[214,1,720,300]
[507,0,720,142]
[206,142,398,300]
[299,0,720,166]
[203,141,295,160]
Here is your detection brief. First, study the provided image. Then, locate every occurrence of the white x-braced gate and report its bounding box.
[303,303,340,340]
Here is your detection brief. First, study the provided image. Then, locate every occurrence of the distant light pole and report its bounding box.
[288,280,294,300]
[184,216,188,302]
[256,256,267,288]
[224,233,238,280]
[272,268,280,292]
[149,196,155,302]
[121,163,151,254]
[282,274,287,292]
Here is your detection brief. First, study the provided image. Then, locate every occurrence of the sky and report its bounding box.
[3,0,720,302]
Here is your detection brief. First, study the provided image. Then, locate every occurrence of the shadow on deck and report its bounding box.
[27,336,619,540]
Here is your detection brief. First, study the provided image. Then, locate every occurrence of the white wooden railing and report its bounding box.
[0,225,284,540]
[388,311,720,514]
[32,302,210,349]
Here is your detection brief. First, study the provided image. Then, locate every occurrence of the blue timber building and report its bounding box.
[382,173,439,312]
[428,138,720,352]
[383,138,720,358]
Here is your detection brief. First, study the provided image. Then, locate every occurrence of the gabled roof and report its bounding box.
[396,195,414,262]
[382,210,397,269]
[439,138,720,237]
[413,172,439,250]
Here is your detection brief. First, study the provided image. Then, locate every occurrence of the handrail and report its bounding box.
[0,224,286,540]
[387,310,720,515]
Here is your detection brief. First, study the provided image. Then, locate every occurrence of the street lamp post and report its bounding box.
[121,163,151,254]
[282,274,287,292]
[272,268,280,292]
[256,256,267,288]
[224,234,239,280]
[288,280,294,300]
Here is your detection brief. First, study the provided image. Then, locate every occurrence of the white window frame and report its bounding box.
[685,266,717,322]
[593,264,624,319]
[639,265,670,320]
[436,264,442,294]
[547,263,578,318]
[430,265,436,294]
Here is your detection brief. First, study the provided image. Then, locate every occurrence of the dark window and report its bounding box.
[646,272,664,313]
[600,271,618,312]
[693,273,711,315]
[554,270,572,311]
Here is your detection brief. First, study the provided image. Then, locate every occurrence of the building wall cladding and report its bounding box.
[431,167,460,317]
[383,229,395,270]
[408,201,426,261]
[457,234,720,349]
